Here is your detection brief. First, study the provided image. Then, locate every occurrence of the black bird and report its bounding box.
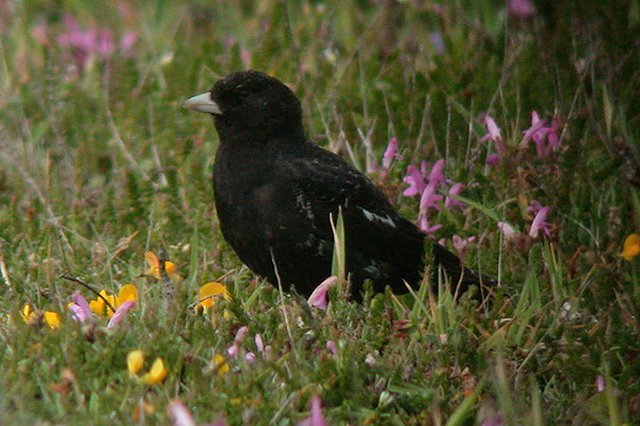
[184,70,494,299]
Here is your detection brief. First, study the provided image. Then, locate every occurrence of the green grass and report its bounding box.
[1,0,639,424]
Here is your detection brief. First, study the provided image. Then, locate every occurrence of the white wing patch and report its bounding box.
[296,193,315,221]
[360,208,397,228]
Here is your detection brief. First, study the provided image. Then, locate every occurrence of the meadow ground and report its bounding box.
[0,1,639,424]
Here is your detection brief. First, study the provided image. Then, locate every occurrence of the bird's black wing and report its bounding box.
[274,146,425,295]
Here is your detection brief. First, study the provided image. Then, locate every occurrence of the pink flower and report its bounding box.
[245,352,257,363]
[427,159,446,184]
[106,300,135,330]
[452,235,477,259]
[227,326,249,358]
[419,182,443,213]
[169,400,197,426]
[402,164,426,197]
[68,293,135,330]
[520,111,561,159]
[497,222,517,240]
[486,153,501,166]
[307,276,338,310]
[480,115,502,145]
[382,138,402,169]
[529,205,552,239]
[120,31,137,57]
[508,0,535,19]
[595,375,605,393]
[68,293,93,322]
[298,395,327,426]
[444,183,465,210]
[255,334,264,353]
[418,214,443,236]
[480,114,507,162]
[326,340,337,356]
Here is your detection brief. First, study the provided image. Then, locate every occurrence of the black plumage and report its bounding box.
[184,70,494,298]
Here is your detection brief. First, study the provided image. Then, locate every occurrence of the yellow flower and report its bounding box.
[127,350,168,385]
[89,285,139,318]
[127,350,145,376]
[89,290,117,317]
[196,281,231,312]
[214,354,230,376]
[43,311,61,329]
[21,303,34,322]
[118,284,139,304]
[621,233,640,261]
[141,357,168,385]
[21,303,61,329]
[143,251,181,281]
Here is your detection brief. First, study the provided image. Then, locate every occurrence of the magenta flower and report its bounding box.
[528,204,552,239]
[298,395,327,426]
[382,138,402,169]
[508,0,535,19]
[307,276,338,310]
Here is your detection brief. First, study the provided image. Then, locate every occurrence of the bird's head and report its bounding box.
[183,70,303,143]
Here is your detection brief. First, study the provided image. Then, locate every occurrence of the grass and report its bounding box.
[1,0,639,424]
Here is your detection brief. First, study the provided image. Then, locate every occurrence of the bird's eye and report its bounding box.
[238,90,250,98]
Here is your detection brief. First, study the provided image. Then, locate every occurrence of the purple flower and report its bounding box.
[430,31,445,54]
[307,276,338,310]
[529,204,552,239]
[508,0,535,19]
[298,395,327,426]
[595,375,605,393]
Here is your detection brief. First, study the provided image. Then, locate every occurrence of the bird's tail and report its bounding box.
[431,243,497,300]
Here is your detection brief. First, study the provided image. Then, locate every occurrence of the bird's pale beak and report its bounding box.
[182,92,223,115]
